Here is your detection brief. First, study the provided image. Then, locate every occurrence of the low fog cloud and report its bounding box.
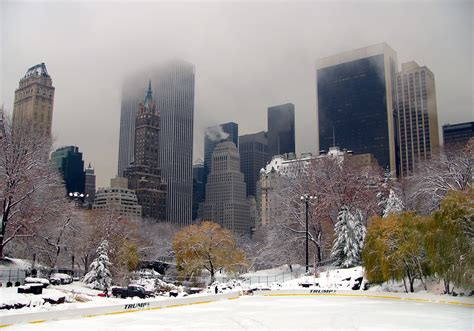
[1,1,472,186]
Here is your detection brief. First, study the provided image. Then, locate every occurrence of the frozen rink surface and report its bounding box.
[5,295,473,330]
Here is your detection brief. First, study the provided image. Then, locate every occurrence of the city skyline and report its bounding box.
[2,1,472,186]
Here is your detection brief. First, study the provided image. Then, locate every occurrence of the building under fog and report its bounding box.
[317,43,398,173]
[267,103,295,160]
[118,60,195,225]
[239,131,268,197]
[202,141,250,235]
[396,61,440,175]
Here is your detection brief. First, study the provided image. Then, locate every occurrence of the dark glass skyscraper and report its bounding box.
[239,131,268,197]
[442,122,474,149]
[192,161,204,221]
[267,103,295,159]
[317,43,398,173]
[50,146,85,194]
[203,122,239,196]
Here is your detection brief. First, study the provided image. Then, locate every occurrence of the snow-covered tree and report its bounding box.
[331,207,366,268]
[383,189,404,218]
[407,138,473,213]
[0,111,63,258]
[83,240,112,290]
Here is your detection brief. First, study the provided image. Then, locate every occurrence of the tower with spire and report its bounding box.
[124,81,167,220]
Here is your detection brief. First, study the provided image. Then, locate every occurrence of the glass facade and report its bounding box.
[317,54,391,170]
[267,103,295,159]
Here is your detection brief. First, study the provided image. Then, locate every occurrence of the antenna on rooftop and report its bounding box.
[332,127,336,148]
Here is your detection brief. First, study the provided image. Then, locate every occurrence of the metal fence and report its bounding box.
[0,268,27,286]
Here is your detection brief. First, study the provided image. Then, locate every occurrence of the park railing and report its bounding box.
[0,268,27,286]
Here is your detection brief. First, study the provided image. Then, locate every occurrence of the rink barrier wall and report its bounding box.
[251,289,474,307]
[0,292,239,328]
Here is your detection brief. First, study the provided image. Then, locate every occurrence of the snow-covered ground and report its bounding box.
[5,295,472,330]
[0,281,181,316]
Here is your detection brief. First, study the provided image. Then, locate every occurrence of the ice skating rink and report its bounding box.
[5,295,473,330]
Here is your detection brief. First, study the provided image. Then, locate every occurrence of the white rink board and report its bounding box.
[0,292,239,327]
[3,293,473,330]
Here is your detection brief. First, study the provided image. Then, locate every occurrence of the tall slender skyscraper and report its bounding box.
[192,161,204,221]
[396,61,440,175]
[156,60,195,225]
[317,43,398,173]
[84,163,96,209]
[267,103,295,159]
[239,131,268,197]
[13,63,55,138]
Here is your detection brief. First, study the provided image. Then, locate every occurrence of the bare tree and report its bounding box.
[407,138,473,213]
[0,112,63,258]
[262,154,383,267]
[137,219,180,260]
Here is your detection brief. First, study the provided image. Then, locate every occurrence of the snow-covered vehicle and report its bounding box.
[24,277,50,288]
[49,273,73,285]
[112,285,154,299]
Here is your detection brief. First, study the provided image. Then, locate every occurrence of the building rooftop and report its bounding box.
[22,63,50,80]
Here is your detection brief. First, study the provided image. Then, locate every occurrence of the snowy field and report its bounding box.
[5,295,472,330]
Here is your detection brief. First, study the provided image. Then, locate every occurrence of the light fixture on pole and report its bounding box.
[300,194,315,273]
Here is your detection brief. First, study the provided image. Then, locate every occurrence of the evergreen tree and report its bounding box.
[83,240,112,290]
[331,207,365,268]
[383,189,404,218]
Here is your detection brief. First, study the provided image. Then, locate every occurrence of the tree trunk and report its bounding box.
[419,276,427,291]
[405,266,415,292]
[210,268,215,283]
[1,198,11,259]
[444,278,450,294]
[402,277,408,293]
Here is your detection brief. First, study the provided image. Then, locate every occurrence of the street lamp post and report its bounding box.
[300,194,315,273]
[68,192,85,207]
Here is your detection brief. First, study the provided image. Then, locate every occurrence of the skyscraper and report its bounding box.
[84,163,96,209]
[267,103,295,159]
[203,141,250,235]
[117,89,140,177]
[317,43,398,173]
[124,81,167,220]
[442,122,474,149]
[156,60,195,225]
[192,161,204,221]
[239,131,268,197]
[396,61,440,175]
[50,146,85,195]
[203,122,239,195]
[118,60,195,225]
[13,63,55,138]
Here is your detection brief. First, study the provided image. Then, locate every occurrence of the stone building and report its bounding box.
[203,141,250,235]
[93,177,142,218]
[13,63,55,138]
[84,163,96,208]
[124,81,167,220]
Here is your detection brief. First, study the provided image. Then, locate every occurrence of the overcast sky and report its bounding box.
[1,0,472,187]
